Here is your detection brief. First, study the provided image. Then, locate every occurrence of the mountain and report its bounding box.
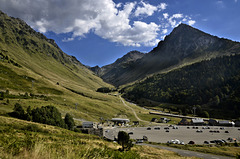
[90,50,144,85]
[122,54,240,119]
[97,24,240,86]
[0,10,132,121]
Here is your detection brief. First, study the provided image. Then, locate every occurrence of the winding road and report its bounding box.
[119,96,148,123]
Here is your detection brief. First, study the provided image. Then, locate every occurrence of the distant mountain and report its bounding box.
[90,50,144,85]
[97,24,240,86]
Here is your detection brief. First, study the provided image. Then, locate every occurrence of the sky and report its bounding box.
[0,0,239,67]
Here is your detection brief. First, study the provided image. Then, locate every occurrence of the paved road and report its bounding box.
[139,143,234,159]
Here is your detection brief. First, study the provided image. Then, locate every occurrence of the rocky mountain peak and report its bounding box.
[114,50,144,65]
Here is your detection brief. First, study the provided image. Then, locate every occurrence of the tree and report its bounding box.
[0,92,4,100]
[12,103,25,119]
[64,113,75,130]
[26,106,32,121]
[117,131,133,151]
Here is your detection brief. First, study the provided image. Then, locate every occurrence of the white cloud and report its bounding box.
[0,0,163,47]
[134,1,167,17]
[235,0,238,2]
[162,29,168,34]
[188,20,196,26]
[0,0,196,47]
[159,12,196,40]
[167,14,183,27]
[163,13,169,19]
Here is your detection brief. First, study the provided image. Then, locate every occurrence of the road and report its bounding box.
[139,143,234,159]
[119,96,148,123]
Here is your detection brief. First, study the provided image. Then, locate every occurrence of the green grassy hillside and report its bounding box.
[0,10,136,121]
[0,116,198,159]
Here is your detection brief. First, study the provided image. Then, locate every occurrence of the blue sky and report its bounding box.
[0,0,239,66]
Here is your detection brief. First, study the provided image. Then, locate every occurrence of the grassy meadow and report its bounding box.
[0,116,199,159]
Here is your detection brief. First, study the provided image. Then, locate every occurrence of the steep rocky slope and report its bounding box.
[96,24,240,86]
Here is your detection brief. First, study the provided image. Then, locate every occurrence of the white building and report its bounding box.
[191,118,204,125]
[82,121,96,128]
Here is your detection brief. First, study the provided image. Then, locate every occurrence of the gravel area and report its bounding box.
[105,126,240,145]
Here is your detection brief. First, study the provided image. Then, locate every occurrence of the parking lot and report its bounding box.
[104,126,240,145]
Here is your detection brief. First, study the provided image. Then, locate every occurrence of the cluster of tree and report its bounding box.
[9,103,75,130]
[96,87,117,93]
[123,54,240,119]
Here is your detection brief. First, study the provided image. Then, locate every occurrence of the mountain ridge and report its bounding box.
[92,23,240,86]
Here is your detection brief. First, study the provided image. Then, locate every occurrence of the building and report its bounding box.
[159,117,171,123]
[151,118,158,122]
[133,121,139,125]
[82,121,96,128]
[191,118,204,125]
[208,119,218,126]
[111,118,130,126]
[235,121,240,127]
[218,120,235,127]
[178,118,190,125]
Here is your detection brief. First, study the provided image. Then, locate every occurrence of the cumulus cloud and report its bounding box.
[0,0,163,47]
[0,0,195,47]
[134,1,167,17]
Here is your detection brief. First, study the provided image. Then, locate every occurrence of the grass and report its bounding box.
[0,116,198,159]
[148,142,240,158]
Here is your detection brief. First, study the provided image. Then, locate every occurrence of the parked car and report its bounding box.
[165,130,169,132]
[225,130,229,133]
[143,135,148,141]
[136,139,143,144]
[147,127,151,130]
[196,130,203,133]
[227,138,233,142]
[154,127,160,130]
[188,141,195,144]
[204,141,209,144]
[220,127,225,130]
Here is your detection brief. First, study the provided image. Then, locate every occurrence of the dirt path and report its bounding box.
[119,96,148,123]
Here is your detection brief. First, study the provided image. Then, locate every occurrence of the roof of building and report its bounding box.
[111,118,130,122]
[191,118,204,123]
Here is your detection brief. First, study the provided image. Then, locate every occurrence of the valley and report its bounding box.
[0,9,240,158]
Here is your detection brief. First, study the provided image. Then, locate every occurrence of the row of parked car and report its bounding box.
[168,139,230,145]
